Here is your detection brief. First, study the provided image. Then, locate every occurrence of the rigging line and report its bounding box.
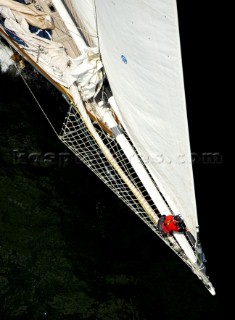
[56,18,98,38]
[49,7,98,41]
[1,38,58,135]
[93,0,100,52]
[53,16,98,40]
[18,69,59,137]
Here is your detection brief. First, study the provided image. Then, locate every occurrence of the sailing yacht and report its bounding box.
[0,0,215,295]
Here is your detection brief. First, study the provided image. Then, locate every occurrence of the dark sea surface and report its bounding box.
[0,2,227,320]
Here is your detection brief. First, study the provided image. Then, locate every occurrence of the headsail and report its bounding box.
[94,0,198,239]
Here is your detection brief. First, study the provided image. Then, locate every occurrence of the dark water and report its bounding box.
[0,3,227,320]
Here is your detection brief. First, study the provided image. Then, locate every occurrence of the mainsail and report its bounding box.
[0,0,215,295]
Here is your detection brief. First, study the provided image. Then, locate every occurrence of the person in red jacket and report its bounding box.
[157,214,187,237]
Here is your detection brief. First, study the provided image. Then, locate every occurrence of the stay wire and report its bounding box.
[18,67,59,137]
[0,40,57,136]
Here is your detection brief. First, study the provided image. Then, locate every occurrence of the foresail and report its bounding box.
[95,0,198,238]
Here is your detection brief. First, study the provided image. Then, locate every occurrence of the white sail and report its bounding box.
[94,0,198,238]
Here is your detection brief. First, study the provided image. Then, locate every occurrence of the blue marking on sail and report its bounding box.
[121,55,127,64]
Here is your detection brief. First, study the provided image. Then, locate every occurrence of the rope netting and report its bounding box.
[59,105,161,234]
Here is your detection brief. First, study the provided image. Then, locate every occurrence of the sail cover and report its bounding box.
[91,0,198,238]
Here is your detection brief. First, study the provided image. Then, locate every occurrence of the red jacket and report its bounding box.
[161,215,179,233]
